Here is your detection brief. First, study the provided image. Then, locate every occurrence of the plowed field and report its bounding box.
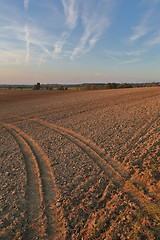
[0,87,160,240]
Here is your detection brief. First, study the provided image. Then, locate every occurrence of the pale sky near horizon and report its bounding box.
[0,0,160,84]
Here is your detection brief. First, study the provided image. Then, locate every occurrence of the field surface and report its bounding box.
[0,87,160,240]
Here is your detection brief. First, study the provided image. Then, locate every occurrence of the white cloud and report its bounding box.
[147,34,160,46]
[24,24,30,64]
[119,58,141,65]
[128,1,160,42]
[129,25,149,42]
[22,24,57,64]
[71,0,113,59]
[52,1,79,58]
[104,49,145,66]
[108,48,146,57]
[126,49,147,56]
[0,21,27,65]
[0,49,25,65]
[54,44,62,58]
[24,0,29,10]
[37,55,48,67]
[61,0,79,29]
[128,10,153,42]
[53,32,69,58]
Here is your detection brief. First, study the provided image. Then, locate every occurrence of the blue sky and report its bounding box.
[0,0,160,84]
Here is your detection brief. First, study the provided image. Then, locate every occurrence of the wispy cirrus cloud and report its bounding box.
[53,32,69,58]
[61,0,79,29]
[23,25,56,64]
[24,0,29,10]
[71,0,113,59]
[128,11,152,42]
[24,24,30,64]
[118,58,141,65]
[53,0,79,58]
[0,19,27,65]
[105,48,147,59]
[128,0,160,42]
[0,49,25,65]
[129,25,149,42]
[147,34,160,46]
[104,49,144,66]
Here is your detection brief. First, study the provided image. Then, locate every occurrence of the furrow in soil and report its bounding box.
[2,123,67,240]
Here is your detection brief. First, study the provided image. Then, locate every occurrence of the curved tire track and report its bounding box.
[2,123,66,240]
[33,119,160,219]
[33,118,124,188]
[2,124,45,239]
[119,115,160,160]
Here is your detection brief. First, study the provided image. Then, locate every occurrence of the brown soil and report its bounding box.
[0,87,160,240]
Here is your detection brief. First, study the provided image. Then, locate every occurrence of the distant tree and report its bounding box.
[17,87,23,90]
[81,84,91,90]
[57,85,65,90]
[105,83,118,89]
[45,85,49,90]
[32,85,37,90]
[36,82,41,90]
[120,83,133,88]
[48,86,53,90]
[45,85,53,90]
[32,82,41,90]
[90,84,98,90]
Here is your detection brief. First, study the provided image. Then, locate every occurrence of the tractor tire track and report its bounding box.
[33,119,160,219]
[33,118,124,188]
[119,115,160,160]
[2,124,46,239]
[2,123,67,240]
